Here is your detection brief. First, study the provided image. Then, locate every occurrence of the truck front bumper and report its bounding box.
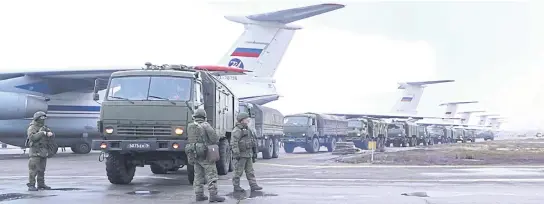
[92,140,187,152]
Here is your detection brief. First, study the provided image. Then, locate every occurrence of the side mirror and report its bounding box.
[93,93,100,101]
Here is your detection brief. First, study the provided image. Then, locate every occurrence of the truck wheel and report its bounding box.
[272,138,280,158]
[326,137,336,152]
[106,152,136,185]
[216,139,230,176]
[284,144,295,153]
[71,142,91,154]
[305,137,320,153]
[262,138,273,159]
[187,164,194,185]
[150,164,168,174]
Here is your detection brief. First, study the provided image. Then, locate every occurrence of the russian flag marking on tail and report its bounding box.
[401,96,413,102]
[231,47,263,58]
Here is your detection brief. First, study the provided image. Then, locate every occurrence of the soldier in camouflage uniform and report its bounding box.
[26,111,54,191]
[231,112,262,192]
[186,108,225,202]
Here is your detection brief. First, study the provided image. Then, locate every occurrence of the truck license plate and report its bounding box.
[288,139,295,142]
[127,143,151,149]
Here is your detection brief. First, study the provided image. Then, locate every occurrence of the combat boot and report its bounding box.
[27,184,38,191]
[233,185,245,192]
[195,194,208,201]
[209,194,225,202]
[37,184,52,190]
[250,184,262,191]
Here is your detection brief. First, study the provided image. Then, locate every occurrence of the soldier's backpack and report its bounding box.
[193,121,220,162]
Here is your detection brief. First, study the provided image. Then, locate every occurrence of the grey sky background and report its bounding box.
[0,0,542,130]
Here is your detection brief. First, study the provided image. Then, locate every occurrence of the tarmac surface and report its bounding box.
[2,139,544,204]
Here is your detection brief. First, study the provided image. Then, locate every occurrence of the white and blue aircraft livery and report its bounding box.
[0,3,345,153]
[328,80,459,120]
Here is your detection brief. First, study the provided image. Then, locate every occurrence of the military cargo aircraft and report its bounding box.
[0,3,345,153]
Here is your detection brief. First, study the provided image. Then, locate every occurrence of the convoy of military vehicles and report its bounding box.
[86,62,496,185]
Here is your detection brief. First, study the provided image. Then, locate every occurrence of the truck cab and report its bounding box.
[387,121,418,147]
[91,63,235,185]
[417,125,432,146]
[452,127,466,143]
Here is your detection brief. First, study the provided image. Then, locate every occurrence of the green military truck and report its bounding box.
[464,128,476,142]
[452,127,473,143]
[386,120,418,147]
[239,102,283,159]
[417,125,433,146]
[91,63,236,185]
[346,117,387,152]
[425,125,452,144]
[282,113,348,153]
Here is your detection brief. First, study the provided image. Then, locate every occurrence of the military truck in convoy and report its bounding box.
[282,113,348,153]
[476,129,495,141]
[464,129,476,142]
[424,125,452,144]
[91,63,237,185]
[452,127,475,143]
[416,125,433,146]
[386,120,418,147]
[346,117,387,151]
[239,102,283,159]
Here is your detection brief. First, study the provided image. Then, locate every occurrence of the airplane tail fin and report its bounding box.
[391,80,454,114]
[218,3,345,78]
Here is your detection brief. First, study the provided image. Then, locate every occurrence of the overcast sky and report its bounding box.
[0,0,542,130]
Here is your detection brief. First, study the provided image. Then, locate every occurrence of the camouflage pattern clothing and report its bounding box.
[26,111,53,191]
[186,109,225,202]
[231,112,262,191]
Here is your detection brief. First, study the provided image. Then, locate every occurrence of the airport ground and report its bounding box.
[2,137,544,204]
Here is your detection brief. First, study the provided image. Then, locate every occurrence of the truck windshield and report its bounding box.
[107,76,192,101]
[284,117,309,126]
[348,120,362,128]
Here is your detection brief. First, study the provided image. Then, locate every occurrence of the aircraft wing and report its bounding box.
[239,94,279,106]
[0,65,248,95]
[327,112,462,120]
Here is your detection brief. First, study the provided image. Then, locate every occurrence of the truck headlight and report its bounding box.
[398,134,401,136]
[175,127,184,135]
[105,127,114,134]
[302,133,306,136]
[357,133,361,136]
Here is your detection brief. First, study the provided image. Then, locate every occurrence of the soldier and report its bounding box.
[231,112,262,192]
[26,111,54,191]
[186,108,225,202]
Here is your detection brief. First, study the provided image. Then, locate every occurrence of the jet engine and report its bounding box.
[0,92,48,120]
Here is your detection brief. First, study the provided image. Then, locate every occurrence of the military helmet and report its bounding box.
[33,111,47,120]
[193,108,207,119]
[237,112,250,122]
